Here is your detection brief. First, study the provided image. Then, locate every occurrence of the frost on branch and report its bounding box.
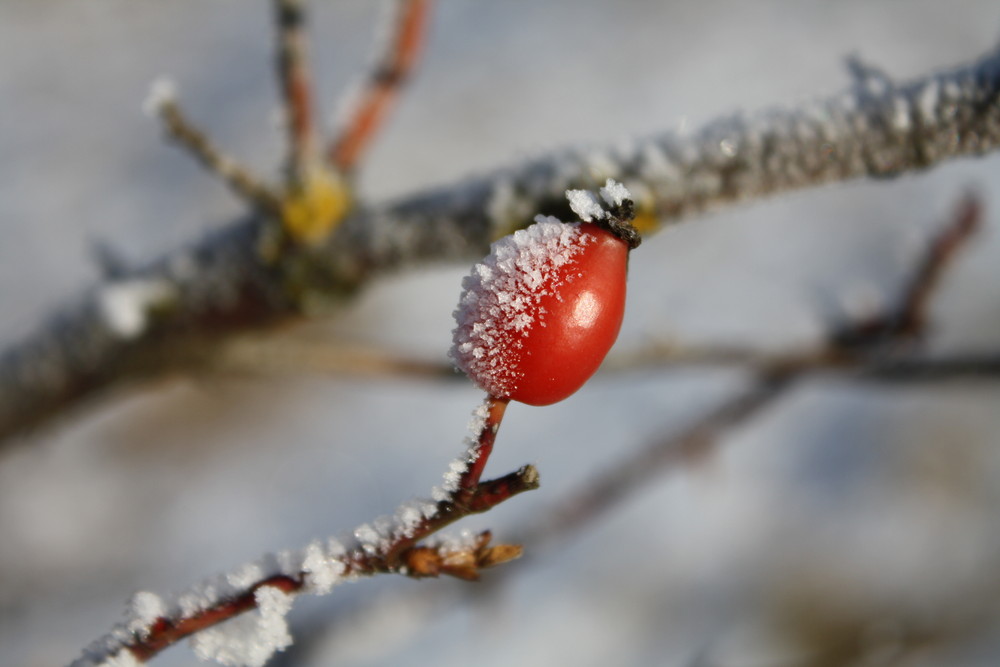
[190,586,294,667]
[73,394,535,667]
[96,279,176,340]
[565,178,632,221]
[126,592,166,639]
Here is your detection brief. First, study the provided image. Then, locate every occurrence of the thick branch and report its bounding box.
[4,47,1000,444]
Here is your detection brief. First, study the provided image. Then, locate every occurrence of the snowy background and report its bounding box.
[3,1,1000,665]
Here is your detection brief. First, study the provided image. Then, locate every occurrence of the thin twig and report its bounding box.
[328,0,431,171]
[522,374,793,546]
[154,95,281,213]
[72,396,534,666]
[605,193,984,379]
[833,192,982,349]
[274,0,319,184]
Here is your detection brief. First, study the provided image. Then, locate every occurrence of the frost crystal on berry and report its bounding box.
[450,217,591,398]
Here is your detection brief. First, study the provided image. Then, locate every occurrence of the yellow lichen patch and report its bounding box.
[281,167,352,245]
[630,207,659,235]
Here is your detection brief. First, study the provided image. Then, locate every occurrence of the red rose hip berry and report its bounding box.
[451,181,639,406]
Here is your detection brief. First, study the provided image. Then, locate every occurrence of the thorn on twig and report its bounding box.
[90,240,131,280]
[845,52,895,98]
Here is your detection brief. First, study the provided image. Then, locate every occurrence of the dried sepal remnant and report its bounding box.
[403,531,523,581]
[451,181,635,406]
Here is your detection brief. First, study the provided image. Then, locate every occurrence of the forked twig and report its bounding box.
[328,0,431,171]
[72,396,533,666]
[833,192,981,349]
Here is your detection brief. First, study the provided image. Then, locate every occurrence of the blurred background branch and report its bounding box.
[3,39,1000,445]
[3,3,1000,667]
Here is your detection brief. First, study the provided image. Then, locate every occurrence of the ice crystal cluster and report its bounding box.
[450,216,591,398]
[451,179,631,399]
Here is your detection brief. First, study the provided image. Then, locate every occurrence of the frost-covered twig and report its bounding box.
[328,0,430,171]
[71,396,535,667]
[3,47,1000,444]
[147,83,280,214]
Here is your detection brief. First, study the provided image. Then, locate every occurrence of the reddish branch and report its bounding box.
[831,193,980,350]
[274,0,319,181]
[92,394,533,665]
[328,0,431,171]
[884,193,980,339]
[826,195,980,353]
[129,575,301,662]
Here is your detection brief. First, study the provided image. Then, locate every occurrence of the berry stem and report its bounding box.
[460,394,510,492]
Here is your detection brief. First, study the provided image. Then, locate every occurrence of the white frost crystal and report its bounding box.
[190,586,294,667]
[566,188,606,222]
[142,77,177,117]
[126,591,165,638]
[599,178,632,208]
[97,279,175,340]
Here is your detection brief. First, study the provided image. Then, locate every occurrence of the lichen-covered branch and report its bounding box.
[3,47,1000,444]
